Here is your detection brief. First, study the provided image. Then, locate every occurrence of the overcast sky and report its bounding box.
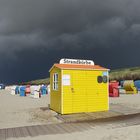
[0,0,140,84]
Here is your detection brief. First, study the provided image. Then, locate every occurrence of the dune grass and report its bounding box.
[22,66,140,84]
[21,78,50,85]
[110,66,140,81]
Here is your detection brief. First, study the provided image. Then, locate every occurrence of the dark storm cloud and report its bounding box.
[0,0,140,84]
[0,0,140,51]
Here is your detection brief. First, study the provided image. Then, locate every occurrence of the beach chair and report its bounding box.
[123,80,137,94]
[109,81,119,97]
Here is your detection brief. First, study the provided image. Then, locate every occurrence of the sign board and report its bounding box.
[62,75,70,86]
[60,58,94,65]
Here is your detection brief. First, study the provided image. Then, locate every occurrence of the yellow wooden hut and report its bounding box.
[49,59,109,114]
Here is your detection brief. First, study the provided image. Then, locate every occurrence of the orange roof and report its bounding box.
[50,64,109,71]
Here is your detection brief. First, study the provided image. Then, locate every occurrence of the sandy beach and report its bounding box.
[1,90,140,140]
[0,89,60,129]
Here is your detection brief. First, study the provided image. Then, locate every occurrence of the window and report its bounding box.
[97,76,103,83]
[97,75,108,83]
[53,73,58,90]
[103,76,108,83]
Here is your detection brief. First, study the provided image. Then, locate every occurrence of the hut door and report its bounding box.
[71,71,87,113]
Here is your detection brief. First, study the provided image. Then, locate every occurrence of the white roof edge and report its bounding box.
[59,68,110,71]
[49,66,109,71]
[49,64,55,72]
